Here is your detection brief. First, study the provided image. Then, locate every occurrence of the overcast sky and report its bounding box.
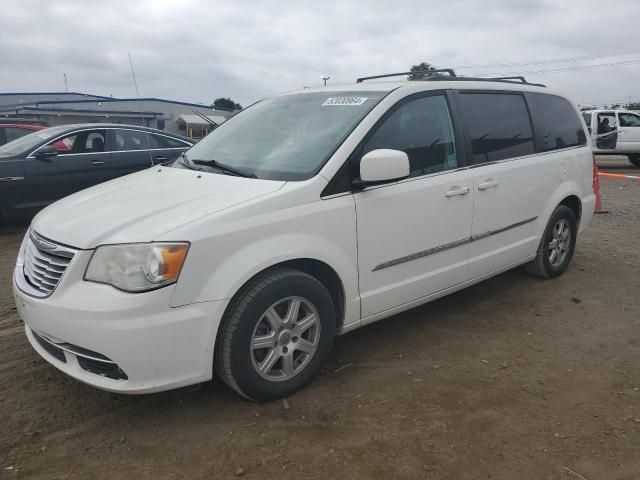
[1,0,639,107]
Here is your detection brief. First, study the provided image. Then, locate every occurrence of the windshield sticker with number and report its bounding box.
[322,97,368,106]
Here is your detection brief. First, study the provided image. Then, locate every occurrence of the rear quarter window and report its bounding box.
[526,93,587,152]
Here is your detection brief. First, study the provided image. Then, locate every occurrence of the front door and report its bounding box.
[354,93,474,318]
[20,129,112,212]
[594,112,618,151]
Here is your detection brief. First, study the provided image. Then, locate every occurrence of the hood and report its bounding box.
[31,167,285,248]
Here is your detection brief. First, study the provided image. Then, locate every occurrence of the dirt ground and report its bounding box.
[1,156,639,480]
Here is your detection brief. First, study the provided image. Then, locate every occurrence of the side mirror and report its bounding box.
[358,149,410,186]
[34,145,59,161]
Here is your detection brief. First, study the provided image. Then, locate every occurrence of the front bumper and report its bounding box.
[13,241,226,394]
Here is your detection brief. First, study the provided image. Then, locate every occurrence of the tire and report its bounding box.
[628,154,640,167]
[215,268,336,402]
[524,205,577,279]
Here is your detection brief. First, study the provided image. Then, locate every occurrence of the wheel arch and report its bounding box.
[219,258,347,331]
[538,181,584,239]
[559,194,582,226]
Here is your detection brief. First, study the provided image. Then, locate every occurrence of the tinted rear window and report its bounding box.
[457,93,535,164]
[527,93,587,151]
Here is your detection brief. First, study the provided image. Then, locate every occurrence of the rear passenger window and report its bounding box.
[114,129,148,151]
[362,94,458,177]
[527,93,587,151]
[457,93,534,164]
[618,113,640,127]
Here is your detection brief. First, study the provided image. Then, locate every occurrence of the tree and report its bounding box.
[625,102,640,111]
[212,97,242,110]
[408,62,454,80]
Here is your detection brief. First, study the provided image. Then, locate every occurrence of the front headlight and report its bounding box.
[85,243,189,292]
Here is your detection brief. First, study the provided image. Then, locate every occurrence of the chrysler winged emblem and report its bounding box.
[30,232,58,252]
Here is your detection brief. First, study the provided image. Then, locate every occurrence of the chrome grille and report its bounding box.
[22,231,76,297]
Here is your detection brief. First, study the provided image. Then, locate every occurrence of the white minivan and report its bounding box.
[13,71,596,401]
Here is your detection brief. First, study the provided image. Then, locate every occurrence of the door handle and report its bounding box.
[89,160,105,166]
[154,156,169,162]
[445,185,470,197]
[478,179,499,190]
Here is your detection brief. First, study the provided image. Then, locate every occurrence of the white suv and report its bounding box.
[13,72,596,401]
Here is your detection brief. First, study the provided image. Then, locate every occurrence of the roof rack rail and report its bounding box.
[487,76,528,83]
[355,71,546,88]
[477,76,546,87]
[356,69,457,83]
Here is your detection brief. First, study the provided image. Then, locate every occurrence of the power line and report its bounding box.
[449,48,640,70]
[474,58,640,77]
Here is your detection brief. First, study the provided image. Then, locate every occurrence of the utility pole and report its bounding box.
[63,73,68,92]
[321,75,330,86]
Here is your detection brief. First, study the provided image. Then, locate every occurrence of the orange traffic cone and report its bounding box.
[593,157,608,214]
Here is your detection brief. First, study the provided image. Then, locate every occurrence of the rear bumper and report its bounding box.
[579,192,596,234]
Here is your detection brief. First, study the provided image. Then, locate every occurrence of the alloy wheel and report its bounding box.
[250,296,321,382]
[548,219,571,268]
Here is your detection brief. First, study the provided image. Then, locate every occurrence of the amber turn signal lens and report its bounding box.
[160,244,189,281]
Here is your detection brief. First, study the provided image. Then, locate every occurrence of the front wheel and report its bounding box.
[524,205,577,279]
[215,268,336,401]
[628,154,640,167]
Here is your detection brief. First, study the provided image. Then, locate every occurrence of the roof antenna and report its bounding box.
[128,52,144,122]
[128,52,153,166]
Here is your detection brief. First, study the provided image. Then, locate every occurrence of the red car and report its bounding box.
[0,124,68,150]
[0,124,46,146]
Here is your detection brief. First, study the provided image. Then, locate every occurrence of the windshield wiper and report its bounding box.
[174,152,195,169]
[191,159,257,178]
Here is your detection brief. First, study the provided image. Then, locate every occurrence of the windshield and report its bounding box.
[173,91,386,180]
[0,125,70,157]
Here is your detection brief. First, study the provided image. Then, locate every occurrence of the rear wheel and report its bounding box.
[215,268,336,401]
[524,205,577,279]
[628,154,640,167]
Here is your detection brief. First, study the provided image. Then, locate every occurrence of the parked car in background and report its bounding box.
[0,124,194,221]
[582,109,640,166]
[13,73,594,401]
[0,124,46,146]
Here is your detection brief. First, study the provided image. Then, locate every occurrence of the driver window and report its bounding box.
[48,130,107,154]
[597,114,617,133]
[49,134,75,152]
[361,95,457,178]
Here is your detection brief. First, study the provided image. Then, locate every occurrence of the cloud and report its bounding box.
[1,0,639,106]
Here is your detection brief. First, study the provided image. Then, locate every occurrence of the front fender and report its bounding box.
[169,195,360,326]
